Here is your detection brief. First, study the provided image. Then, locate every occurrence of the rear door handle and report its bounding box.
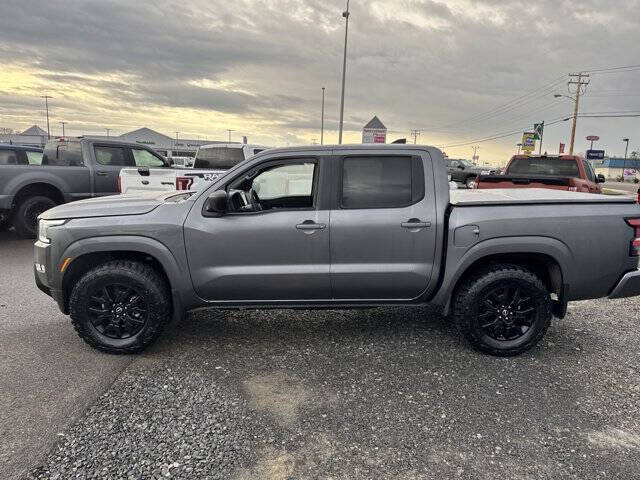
[96,171,108,176]
[401,219,431,229]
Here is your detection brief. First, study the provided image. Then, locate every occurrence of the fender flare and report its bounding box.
[59,235,188,320]
[433,235,573,310]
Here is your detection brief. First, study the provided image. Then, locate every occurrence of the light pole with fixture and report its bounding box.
[321,87,325,145]
[338,0,350,144]
[623,138,630,180]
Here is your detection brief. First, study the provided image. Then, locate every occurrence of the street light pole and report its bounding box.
[623,138,630,181]
[321,87,325,145]
[106,128,111,137]
[59,121,66,137]
[227,129,234,142]
[41,95,52,139]
[338,0,350,145]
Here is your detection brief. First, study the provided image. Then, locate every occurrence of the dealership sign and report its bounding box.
[362,116,387,144]
[521,132,536,153]
[586,149,605,160]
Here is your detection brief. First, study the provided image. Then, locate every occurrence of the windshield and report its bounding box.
[194,146,245,169]
[508,157,580,176]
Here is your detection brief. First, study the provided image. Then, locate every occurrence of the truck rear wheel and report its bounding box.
[12,195,58,238]
[453,264,552,356]
[465,176,477,189]
[69,260,171,354]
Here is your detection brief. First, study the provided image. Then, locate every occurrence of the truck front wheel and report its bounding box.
[69,260,171,354]
[453,264,552,356]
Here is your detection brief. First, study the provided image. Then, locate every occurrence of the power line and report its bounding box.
[584,64,640,74]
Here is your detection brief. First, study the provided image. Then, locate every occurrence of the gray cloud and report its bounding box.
[1,0,639,157]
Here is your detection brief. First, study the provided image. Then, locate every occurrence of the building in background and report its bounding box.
[362,116,387,144]
[87,127,226,158]
[592,157,640,180]
[0,125,48,147]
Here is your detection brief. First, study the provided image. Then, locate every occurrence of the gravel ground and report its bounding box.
[27,297,640,479]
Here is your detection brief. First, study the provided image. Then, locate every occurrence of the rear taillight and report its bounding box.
[568,186,578,192]
[626,218,640,256]
[637,187,640,204]
[176,176,193,190]
[117,175,121,193]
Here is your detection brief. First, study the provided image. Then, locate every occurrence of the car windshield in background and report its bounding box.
[194,147,244,169]
[508,157,580,177]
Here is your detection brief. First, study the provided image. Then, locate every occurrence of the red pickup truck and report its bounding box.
[475,155,605,193]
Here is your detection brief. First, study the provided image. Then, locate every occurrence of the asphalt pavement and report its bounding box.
[1,233,639,479]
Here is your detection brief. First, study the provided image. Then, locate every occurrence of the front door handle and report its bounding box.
[96,171,108,176]
[401,219,431,229]
[296,220,327,233]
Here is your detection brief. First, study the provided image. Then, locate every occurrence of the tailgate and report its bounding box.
[119,167,177,193]
[475,175,570,190]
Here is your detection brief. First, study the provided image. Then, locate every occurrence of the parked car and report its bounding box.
[446,158,496,188]
[475,154,604,193]
[119,143,268,194]
[0,145,44,229]
[0,137,168,237]
[35,145,640,356]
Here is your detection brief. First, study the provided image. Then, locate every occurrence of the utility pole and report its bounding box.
[338,0,350,144]
[567,72,589,155]
[227,129,234,142]
[41,95,52,139]
[471,145,480,164]
[410,129,421,144]
[59,121,66,137]
[106,128,111,137]
[321,87,325,145]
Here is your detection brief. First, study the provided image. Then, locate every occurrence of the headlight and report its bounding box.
[38,219,67,244]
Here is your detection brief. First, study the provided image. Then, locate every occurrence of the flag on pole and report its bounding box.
[533,122,544,140]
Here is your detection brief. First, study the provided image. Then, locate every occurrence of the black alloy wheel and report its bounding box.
[476,285,535,341]
[86,284,148,339]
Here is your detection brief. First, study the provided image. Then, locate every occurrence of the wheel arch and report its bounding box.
[58,236,186,320]
[13,182,65,205]
[436,236,572,317]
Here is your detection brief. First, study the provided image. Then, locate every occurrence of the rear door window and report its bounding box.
[131,148,165,167]
[94,146,133,166]
[341,156,424,209]
[0,149,23,165]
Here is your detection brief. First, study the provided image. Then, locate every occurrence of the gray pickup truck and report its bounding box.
[0,137,167,237]
[34,145,640,356]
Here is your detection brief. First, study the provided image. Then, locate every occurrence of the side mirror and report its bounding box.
[204,190,228,216]
[597,174,606,184]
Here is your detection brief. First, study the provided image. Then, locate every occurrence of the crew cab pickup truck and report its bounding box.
[475,154,605,193]
[34,145,640,357]
[0,137,167,237]
[119,143,267,194]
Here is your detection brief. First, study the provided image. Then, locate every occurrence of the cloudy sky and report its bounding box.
[1,0,639,163]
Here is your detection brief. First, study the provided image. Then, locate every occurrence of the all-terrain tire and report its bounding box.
[12,195,58,238]
[69,260,171,354]
[453,264,552,356]
[465,176,477,189]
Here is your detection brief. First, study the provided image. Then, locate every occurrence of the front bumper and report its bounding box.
[34,241,67,313]
[609,270,640,299]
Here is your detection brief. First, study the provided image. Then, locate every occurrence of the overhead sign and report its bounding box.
[522,132,536,152]
[586,149,605,160]
[586,135,600,141]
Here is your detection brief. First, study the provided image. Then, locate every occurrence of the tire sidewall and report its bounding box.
[70,266,169,351]
[456,268,552,355]
[14,195,57,237]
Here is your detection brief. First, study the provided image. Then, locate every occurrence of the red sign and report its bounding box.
[586,135,599,141]
[559,143,565,154]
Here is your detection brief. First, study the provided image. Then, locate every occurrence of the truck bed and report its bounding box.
[450,188,635,205]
